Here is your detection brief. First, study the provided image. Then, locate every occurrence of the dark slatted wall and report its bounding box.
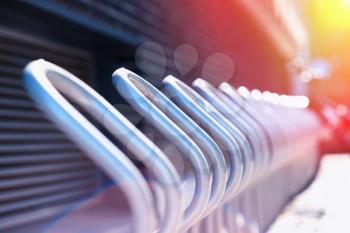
[25,0,290,91]
[0,28,102,232]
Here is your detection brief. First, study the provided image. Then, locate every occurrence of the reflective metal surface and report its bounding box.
[21,62,322,233]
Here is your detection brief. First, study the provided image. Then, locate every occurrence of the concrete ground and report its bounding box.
[267,154,350,233]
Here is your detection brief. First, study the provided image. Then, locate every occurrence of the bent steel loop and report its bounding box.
[219,82,287,169]
[162,75,248,199]
[23,60,154,233]
[31,65,183,233]
[192,79,268,176]
[246,93,291,167]
[214,85,274,170]
[112,68,211,231]
[193,79,272,175]
[218,82,279,166]
[110,68,227,217]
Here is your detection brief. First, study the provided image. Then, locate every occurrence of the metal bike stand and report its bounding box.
[162,76,252,233]
[193,79,269,177]
[112,68,212,232]
[23,60,181,233]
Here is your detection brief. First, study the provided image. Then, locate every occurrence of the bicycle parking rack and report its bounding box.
[21,59,322,233]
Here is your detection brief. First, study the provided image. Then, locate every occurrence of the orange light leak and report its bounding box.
[304,0,350,105]
[306,0,350,54]
[311,0,350,31]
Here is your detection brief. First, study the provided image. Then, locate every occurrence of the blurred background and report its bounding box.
[303,0,350,153]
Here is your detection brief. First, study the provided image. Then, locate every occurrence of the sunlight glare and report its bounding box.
[312,0,350,31]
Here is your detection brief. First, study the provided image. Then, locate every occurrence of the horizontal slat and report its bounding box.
[0,189,91,215]
[0,98,34,109]
[0,64,22,76]
[0,36,92,62]
[0,143,79,154]
[0,161,93,177]
[23,0,140,45]
[0,26,93,61]
[0,121,57,131]
[0,40,92,67]
[0,179,96,202]
[0,86,28,98]
[0,109,44,120]
[0,76,23,87]
[0,170,97,189]
[0,204,74,231]
[0,152,85,165]
[0,132,67,142]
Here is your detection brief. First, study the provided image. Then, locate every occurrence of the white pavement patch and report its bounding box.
[268,154,350,233]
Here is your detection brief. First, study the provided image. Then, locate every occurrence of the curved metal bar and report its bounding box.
[112,68,211,231]
[192,79,268,176]
[162,75,247,199]
[219,82,280,166]
[240,92,290,166]
[218,92,274,171]
[193,79,271,175]
[112,68,226,217]
[23,60,161,233]
[219,82,292,171]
